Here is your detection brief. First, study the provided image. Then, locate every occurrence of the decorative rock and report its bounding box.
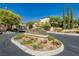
[11,37,64,56]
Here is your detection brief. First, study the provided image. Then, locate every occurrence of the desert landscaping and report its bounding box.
[11,28,64,55]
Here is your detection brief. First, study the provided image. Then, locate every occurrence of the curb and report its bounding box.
[47,31,79,36]
[11,37,64,56]
[3,32,15,34]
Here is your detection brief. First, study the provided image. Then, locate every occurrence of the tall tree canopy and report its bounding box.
[26,21,35,29]
[49,16,61,27]
[0,9,20,30]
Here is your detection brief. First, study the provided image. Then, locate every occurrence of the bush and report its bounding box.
[14,34,25,40]
[54,28,62,32]
[41,24,51,30]
[32,44,39,49]
[26,27,47,35]
[48,35,54,41]
[21,40,33,45]
[75,30,79,33]
[26,21,35,29]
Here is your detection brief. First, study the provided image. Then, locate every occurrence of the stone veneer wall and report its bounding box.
[24,33,48,40]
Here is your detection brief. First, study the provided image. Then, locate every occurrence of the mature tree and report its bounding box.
[26,21,35,29]
[70,8,74,29]
[62,7,74,29]
[63,8,66,29]
[41,23,51,30]
[49,16,60,27]
[77,19,79,28]
[0,9,20,30]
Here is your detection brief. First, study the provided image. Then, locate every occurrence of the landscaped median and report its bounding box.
[11,32,64,56]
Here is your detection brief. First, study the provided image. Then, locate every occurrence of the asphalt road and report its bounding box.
[48,33,79,56]
[0,32,79,56]
[0,33,31,56]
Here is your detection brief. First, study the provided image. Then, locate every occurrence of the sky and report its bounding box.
[0,3,79,22]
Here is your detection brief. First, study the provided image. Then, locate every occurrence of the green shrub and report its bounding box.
[26,21,35,29]
[48,35,54,41]
[75,30,79,33]
[41,24,51,30]
[32,44,39,49]
[21,40,33,45]
[54,28,62,32]
[14,34,25,40]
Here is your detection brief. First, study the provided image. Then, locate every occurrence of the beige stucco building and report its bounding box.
[40,17,50,24]
[33,17,50,28]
